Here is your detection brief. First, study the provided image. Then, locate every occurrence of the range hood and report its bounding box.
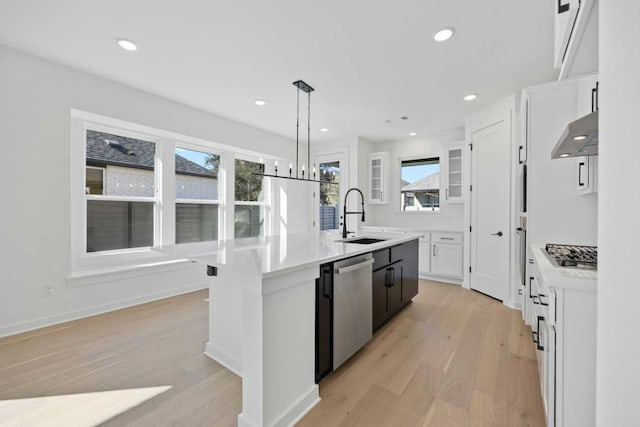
[551,110,598,159]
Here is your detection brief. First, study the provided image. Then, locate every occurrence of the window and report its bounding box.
[175,147,220,244]
[85,167,104,195]
[234,159,265,238]
[400,157,440,212]
[85,129,156,252]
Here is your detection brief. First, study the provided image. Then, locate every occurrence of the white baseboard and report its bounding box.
[204,341,243,377]
[503,297,521,310]
[237,384,320,427]
[0,281,208,339]
[419,273,463,286]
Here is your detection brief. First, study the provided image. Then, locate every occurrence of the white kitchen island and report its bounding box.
[155,231,422,427]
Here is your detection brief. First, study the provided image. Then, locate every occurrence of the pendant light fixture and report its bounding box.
[254,80,333,184]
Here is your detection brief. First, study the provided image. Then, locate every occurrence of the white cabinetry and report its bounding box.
[577,155,597,195]
[418,234,430,276]
[368,152,388,204]
[576,73,598,195]
[554,0,580,69]
[529,246,596,427]
[445,146,464,204]
[554,0,599,78]
[430,232,463,278]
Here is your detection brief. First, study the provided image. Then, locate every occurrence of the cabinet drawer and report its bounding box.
[373,249,389,270]
[431,232,462,244]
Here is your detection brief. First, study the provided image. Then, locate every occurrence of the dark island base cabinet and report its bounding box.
[372,239,419,333]
[315,239,419,383]
[315,263,333,384]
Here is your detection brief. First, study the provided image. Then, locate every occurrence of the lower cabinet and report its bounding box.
[418,237,430,275]
[431,242,463,277]
[372,268,388,332]
[316,239,420,382]
[315,263,333,383]
[417,231,464,281]
[372,239,419,333]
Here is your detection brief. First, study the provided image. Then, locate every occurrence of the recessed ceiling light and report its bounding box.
[463,94,477,101]
[573,135,587,141]
[320,127,329,132]
[409,132,417,136]
[433,26,455,42]
[116,38,137,51]
[560,153,571,158]
[254,99,266,106]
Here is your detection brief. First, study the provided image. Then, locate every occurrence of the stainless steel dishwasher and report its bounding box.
[333,253,374,369]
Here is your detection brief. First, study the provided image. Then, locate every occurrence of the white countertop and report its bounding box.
[531,245,597,292]
[153,232,422,279]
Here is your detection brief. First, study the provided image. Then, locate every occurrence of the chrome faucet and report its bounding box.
[342,187,366,238]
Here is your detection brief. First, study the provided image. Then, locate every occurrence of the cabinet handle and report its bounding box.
[532,295,540,305]
[529,277,535,299]
[440,237,454,241]
[536,316,545,351]
[518,146,524,164]
[433,244,437,256]
[592,87,596,113]
[595,81,599,111]
[557,0,569,13]
[385,267,395,288]
[578,162,585,187]
[323,268,331,298]
[446,188,448,200]
[539,294,549,306]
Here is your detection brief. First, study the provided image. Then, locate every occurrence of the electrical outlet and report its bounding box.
[41,286,55,297]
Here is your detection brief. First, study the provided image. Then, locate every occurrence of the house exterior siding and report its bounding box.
[104,165,217,199]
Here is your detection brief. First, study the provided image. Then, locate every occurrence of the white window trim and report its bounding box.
[173,142,223,245]
[70,109,275,283]
[396,155,442,214]
[76,122,161,268]
[233,156,270,238]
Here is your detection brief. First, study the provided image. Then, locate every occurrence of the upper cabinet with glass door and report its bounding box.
[368,152,388,204]
[445,146,464,204]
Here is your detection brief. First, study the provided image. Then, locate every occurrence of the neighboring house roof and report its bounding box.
[86,130,217,178]
[401,173,440,192]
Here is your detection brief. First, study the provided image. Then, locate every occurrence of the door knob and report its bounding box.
[492,231,503,237]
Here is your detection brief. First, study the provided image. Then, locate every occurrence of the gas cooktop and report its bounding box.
[545,244,597,269]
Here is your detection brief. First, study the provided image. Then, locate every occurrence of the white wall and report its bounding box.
[525,79,598,248]
[597,2,640,425]
[0,45,305,337]
[357,129,465,231]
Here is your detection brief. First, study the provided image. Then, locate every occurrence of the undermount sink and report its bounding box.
[337,237,388,245]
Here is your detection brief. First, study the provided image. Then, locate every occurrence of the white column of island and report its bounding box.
[155,231,422,427]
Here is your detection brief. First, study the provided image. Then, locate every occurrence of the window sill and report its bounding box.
[395,210,441,214]
[68,258,196,288]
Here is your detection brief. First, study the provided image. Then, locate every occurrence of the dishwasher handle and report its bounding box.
[335,258,374,275]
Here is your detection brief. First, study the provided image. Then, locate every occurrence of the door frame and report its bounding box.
[312,148,348,235]
[464,95,519,308]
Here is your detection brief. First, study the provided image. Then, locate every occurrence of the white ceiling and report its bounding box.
[0,0,557,143]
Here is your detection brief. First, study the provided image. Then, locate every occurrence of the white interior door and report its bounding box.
[470,120,511,301]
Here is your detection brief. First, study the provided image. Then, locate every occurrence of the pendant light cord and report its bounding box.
[307,91,311,177]
[296,86,300,178]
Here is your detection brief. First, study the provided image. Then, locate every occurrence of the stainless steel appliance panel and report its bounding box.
[333,254,373,369]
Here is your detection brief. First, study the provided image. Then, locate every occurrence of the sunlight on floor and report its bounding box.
[0,386,171,427]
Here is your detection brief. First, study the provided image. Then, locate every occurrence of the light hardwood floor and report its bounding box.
[0,280,544,426]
